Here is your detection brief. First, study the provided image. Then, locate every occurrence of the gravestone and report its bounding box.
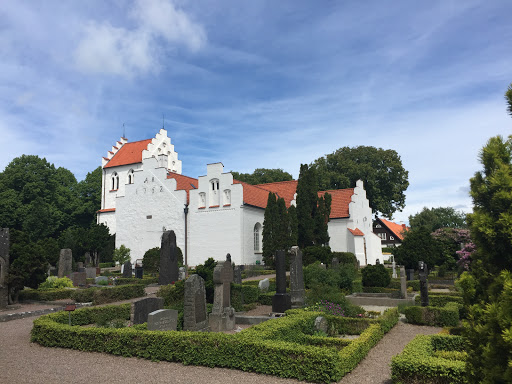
[209,254,236,331]
[314,316,328,334]
[135,264,143,279]
[392,260,397,278]
[183,274,209,331]
[272,250,291,313]
[86,267,97,279]
[148,309,178,331]
[233,266,242,285]
[179,267,186,280]
[58,249,72,278]
[71,272,86,287]
[159,230,179,285]
[122,261,132,278]
[0,228,10,309]
[258,278,270,292]
[406,269,415,281]
[47,264,57,277]
[331,257,339,269]
[95,276,108,284]
[376,259,380,265]
[400,266,407,299]
[76,262,84,272]
[85,252,92,267]
[418,261,429,306]
[131,297,164,325]
[290,246,305,308]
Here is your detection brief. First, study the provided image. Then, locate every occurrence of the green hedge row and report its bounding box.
[391,335,467,383]
[99,262,115,268]
[403,302,460,327]
[31,306,398,383]
[389,278,420,291]
[362,287,400,294]
[115,277,158,286]
[19,288,75,301]
[231,284,260,311]
[414,294,463,307]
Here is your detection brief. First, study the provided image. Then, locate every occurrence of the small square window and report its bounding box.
[146,215,152,219]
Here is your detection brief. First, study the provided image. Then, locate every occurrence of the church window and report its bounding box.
[128,169,134,184]
[377,233,387,240]
[111,172,119,190]
[254,223,262,252]
[209,179,220,206]
[375,224,382,228]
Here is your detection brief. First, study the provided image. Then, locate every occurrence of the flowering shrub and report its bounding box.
[456,242,475,271]
[38,276,74,290]
[306,300,351,317]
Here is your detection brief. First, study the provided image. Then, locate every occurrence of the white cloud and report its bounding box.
[74,0,205,77]
[132,0,206,52]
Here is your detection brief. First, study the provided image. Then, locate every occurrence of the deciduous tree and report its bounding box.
[231,168,293,185]
[312,146,408,218]
[409,206,467,232]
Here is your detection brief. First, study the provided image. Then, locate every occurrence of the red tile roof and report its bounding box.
[167,173,198,204]
[246,180,354,219]
[320,189,354,219]
[256,180,298,208]
[348,228,364,236]
[234,180,271,208]
[378,218,409,240]
[97,208,116,213]
[104,139,152,169]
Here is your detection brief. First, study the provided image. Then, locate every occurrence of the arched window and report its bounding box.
[209,178,220,206]
[111,172,119,190]
[254,223,262,252]
[128,169,134,184]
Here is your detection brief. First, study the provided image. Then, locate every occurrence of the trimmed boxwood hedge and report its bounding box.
[403,302,460,327]
[414,294,463,307]
[115,277,159,286]
[31,305,398,383]
[391,335,467,383]
[20,288,75,301]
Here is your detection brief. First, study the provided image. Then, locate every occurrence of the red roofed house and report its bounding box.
[98,129,382,266]
[372,217,409,247]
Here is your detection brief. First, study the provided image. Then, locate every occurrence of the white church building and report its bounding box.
[97,129,383,267]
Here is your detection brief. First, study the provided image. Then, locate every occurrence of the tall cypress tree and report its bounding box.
[262,192,277,267]
[314,192,331,245]
[296,164,317,248]
[275,197,290,249]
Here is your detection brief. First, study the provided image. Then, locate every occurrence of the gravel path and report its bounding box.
[0,283,442,383]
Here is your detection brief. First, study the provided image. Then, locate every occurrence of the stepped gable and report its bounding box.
[379,218,409,240]
[103,139,152,168]
[167,173,198,203]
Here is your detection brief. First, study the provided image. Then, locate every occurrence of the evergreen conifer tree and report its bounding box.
[296,164,317,248]
[314,192,332,245]
[262,192,277,267]
[275,197,290,249]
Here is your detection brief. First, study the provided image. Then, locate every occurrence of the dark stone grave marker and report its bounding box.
[131,297,164,325]
[272,250,291,313]
[184,274,209,331]
[159,230,179,285]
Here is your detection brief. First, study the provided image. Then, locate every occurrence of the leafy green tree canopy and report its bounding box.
[409,206,467,232]
[312,146,408,218]
[231,168,293,185]
[506,83,512,117]
[112,245,131,265]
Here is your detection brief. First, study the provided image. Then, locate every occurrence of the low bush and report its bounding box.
[304,262,356,292]
[156,281,185,306]
[391,335,467,383]
[331,252,358,268]
[303,245,332,265]
[414,294,463,307]
[20,288,74,301]
[99,262,115,268]
[403,302,460,327]
[38,276,74,290]
[231,284,260,311]
[115,277,158,286]
[361,264,390,287]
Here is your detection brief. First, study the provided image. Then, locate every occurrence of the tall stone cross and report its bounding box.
[212,254,233,313]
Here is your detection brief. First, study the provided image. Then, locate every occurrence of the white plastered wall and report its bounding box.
[115,156,187,263]
[142,129,182,174]
[188,163,244,266]
[240,205,265,265]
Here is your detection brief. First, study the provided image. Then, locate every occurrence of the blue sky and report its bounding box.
[1,0,511,224]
